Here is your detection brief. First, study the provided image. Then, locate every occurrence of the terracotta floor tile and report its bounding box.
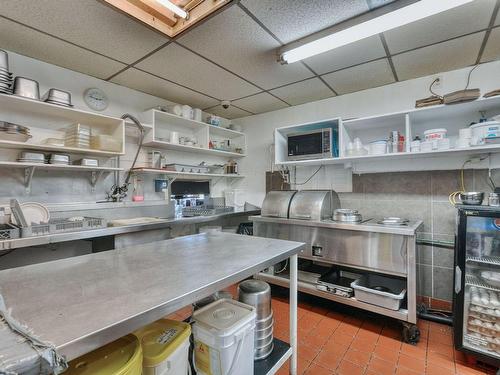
[428,342,454,358]
[337,322,360,337]
[357,327,381,342]
[314,348,344,370]
[321,317,342,332]
[303,332,330,350]
[343,348,372,367]
[299,344,320,362]
[454,349,468,364]
[395,367,421,375]
[398,353,426,373]
[328,331,355,346]
[367,356,397,375]
[336,359,365,375]
[278,358,312,375]
[373,345,400,364]
[305,362,334,375]
[455,362,489,375]
[350,337,377,352]
[400,342,427,360]
[378,335,402,351]
[429,331,454,346]
[427,352,455,371]
[426,363,456,375]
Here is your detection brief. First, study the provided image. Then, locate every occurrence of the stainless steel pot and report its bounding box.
[255,341,274,360]
[333,208,362,223]
[238,280,271,319]
[13,77,40,100]
[255,310,273,330]
[255,330,273,348]
[459,192,484,205]
[255,320,273,339]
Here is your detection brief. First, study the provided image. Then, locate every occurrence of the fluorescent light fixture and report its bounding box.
[155,0,188,19]
[280,0,473,64]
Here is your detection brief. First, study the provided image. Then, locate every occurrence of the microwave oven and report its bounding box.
[287,128,333,161]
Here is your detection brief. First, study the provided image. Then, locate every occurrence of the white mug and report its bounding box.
[193,108,202,122]
[170,131,179,144]
[181,105,193,119]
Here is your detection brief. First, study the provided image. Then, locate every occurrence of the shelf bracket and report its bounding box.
[90,170,104,191]
[24,166,36,194]
[212,177,223,186]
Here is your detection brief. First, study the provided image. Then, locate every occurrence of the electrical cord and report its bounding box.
[429,78,443,99]
[449,155,490,205]
[464,64,479,91]
[293,165,323,186]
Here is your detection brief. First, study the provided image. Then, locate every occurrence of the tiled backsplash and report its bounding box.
[338,168,500,305]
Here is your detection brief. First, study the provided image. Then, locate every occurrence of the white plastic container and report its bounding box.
[424,128,447,141]
[368,140,387,155]
[193,299,256,375]
[224,189,246,212]
[351,274,406,311]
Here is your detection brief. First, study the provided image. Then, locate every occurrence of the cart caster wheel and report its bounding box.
[402,324,420,344]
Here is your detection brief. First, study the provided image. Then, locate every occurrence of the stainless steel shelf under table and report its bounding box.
[0,232,303,375]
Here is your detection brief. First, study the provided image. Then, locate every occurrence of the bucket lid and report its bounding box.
[193,299,255,335]
[141,320,191,367]
[65,335,141,375]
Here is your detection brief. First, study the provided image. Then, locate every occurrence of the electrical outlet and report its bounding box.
[433,75,443,88]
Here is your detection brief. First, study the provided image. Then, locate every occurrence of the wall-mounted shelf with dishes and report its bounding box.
[274,95,500,172]
[140,109,246,158]
[131,167,245,180]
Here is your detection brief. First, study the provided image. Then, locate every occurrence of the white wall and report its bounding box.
[235,60,500,206]
[1,51,239,203]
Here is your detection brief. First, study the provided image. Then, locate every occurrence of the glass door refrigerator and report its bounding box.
[454,205,500,366]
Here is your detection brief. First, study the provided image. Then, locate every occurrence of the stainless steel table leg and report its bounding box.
[289,254,298,375]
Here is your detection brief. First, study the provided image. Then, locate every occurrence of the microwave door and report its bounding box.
[288,132,324,160]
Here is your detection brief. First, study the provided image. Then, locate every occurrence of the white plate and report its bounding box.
[11,202,50,225]
[0,132,31,142]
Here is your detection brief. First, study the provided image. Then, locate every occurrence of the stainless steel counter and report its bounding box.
[0,209,260,252]
[0,232,304,374]
[250,215,423,235]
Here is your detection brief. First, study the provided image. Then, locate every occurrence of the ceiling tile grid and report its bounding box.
[232,92,289,113]
[392,32,485,81]
[321,58,395,95]
[0,17,126,79]
[269,78,335,106]
[481,26,500,63]
[177,6,314,90]
[110,68,219,109]
[136,43,261,100]
[205,104,252,118]
[0,0,168,64]
[383,0,496,54]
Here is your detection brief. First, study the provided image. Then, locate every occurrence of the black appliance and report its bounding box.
[287,128,334,161]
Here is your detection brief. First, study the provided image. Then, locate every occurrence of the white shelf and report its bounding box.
[142,139,246,157]
[208,124,245,138]
[0,139,124,156]
[0,161,122,172]
[131,168,245,179]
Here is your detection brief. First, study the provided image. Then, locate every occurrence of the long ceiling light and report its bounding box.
[280,0,474,64]
[155,0,188,19]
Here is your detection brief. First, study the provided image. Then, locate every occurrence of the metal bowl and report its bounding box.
[459,192,484,205]
[13,77,40,100]
[0,50,9,71]
[255,342,274,360]
[42,88,72,104]
[333,208,362,223]
[238,280,271,319]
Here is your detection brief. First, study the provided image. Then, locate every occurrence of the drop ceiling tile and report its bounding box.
[178,6,313,90]
[0,18,125,79]
[270,78,334,106]
[392,32,485,81]
[384,0,495,54]
[481,27,500,63]
[496,10,500,25]
[239,0,369,44]
[322,59,395,95]
[0,0,167,63]
[136,43,260,100]
[110,68,219,108]
[303,35,386,75]
[233,92,289,114]
[205,105,252,119]
[366,0,397,9]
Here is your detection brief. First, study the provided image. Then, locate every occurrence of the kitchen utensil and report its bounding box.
[10,199,28,228]
[181,105,193,119]
[13,77,40,100]
[73,158,99,167]
[333,208,363,223]
[1,132,31,142]
[488,193,500,207]
[42,138,65,147]
[378,217,410,225]
[0,50,9,71]
[11,202,50,226]
[459,192,484,205]
[42,88,73,106]
[19,151,45,162]
[90,135,121,152]
[164,163,210,174]
[193,108,202,122]
[368,140,387,155]
[67,123,91,135]
[49,154,70,164]
[170,131,179,144]
[238,279,271,319]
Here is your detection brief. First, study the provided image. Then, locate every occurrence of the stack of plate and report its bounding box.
[17,151,46,164]
[0,121,32,142]
[238,280,274,360]
[0,50,13,94]
[65,123,91,148]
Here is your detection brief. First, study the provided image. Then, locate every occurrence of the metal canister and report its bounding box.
[488,193,500,207]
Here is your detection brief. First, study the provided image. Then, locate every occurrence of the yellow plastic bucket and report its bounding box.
[64,334,142,375]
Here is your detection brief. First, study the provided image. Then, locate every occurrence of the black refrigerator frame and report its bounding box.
[453,205,500,367]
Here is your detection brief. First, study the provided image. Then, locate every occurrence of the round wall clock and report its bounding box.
[84,88,109,111]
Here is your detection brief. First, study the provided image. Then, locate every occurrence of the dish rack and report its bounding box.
[0,224,20,240]
[20,217,107,237]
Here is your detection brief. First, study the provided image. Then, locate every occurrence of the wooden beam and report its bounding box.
[103,0,175,37]
[133,0,178,27]
[172,0,230,36]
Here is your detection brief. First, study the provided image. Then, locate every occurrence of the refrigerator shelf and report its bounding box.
[466,275,500,292]
[464,334,500,356]
[466,256,500,267]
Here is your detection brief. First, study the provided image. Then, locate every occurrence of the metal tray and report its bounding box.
[351,274,406,311]
[182,206,233,217]
[0,223,20,240]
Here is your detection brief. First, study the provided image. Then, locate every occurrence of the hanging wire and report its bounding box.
[464,64,480,91]
[293,165,323,186]
[429,78,443,98]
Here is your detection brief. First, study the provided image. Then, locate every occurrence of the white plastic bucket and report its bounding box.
[224,190,246,212]
[193,299,256,375]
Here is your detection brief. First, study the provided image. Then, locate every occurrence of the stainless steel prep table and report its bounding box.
[0,232,303,375]
[0,209,261,252]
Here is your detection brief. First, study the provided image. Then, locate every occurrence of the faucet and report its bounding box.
[106,114,145,202]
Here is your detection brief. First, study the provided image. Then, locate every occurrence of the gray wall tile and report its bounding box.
[433,247,455,268]
[416,245,432,265]
[417,264,433,297]
[432,202,457,236]
[433,266,454,301]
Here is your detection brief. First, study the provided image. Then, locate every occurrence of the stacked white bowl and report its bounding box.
[238,280,274,360]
